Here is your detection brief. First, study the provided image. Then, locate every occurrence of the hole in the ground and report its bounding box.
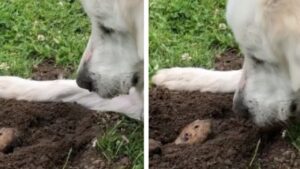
[2,138,22,155]
[3,146,15,154]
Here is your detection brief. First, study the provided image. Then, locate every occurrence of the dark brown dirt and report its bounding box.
[149,52,300,169]
[0,60,129,169]
[31,59,73,80]
[214,49,243,71]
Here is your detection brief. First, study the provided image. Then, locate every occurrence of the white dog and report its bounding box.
[0,0,144,120]
[153,0,300,126]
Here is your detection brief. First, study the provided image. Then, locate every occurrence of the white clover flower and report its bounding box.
[219,23,227,30]
[58,1,64,6]
[181,53,192,61]
[37,34,46,41]
[0,63,10,71]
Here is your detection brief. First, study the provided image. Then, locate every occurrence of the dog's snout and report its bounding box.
[76,72,95,92]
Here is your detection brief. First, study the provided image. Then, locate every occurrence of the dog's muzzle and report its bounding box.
[76,71,95,92]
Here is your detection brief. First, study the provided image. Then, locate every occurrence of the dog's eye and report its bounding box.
[99,24,114,34]
[250,55,264,64]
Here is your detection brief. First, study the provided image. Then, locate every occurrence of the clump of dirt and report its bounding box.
[0,100,126,169]
[31,59,73,80]
[149,51,300,169]
[214,49,243,71]
[0,100,95,169]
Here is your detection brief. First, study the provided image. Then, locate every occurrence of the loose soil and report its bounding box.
[149,52,300,169]
[31,59,73,80]
[0,61,129,169]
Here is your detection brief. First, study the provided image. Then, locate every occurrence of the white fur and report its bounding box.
[0,76,143,120]
[152,68,241,93]
[78,0,144,97]
[227,0,300,126]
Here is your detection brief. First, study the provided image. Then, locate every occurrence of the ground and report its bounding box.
[0,0,143,168]
[150,0,300,168]
[149,54,300,169]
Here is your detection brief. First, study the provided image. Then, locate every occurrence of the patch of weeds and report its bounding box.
[96,117,144,169]
[286,124,300,151]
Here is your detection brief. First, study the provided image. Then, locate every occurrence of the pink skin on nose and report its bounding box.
[84,46,94,62]
[84,50,93,62]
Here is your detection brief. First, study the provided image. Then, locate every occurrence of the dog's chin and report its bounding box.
[252,113,299,133]
[257,121,286,133]
[234,109,289,132]
[92,89,123,99]
[93,85,132,99]
[93,91,115,99]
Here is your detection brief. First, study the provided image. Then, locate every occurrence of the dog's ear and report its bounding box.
[264,1,300,92]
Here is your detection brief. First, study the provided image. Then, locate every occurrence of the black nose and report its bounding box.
[290,101,298,113]
[76,73,95,92]
[132,72,140,86]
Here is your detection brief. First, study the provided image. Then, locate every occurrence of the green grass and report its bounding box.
[0,0,89,76]
[0,0,143,168]
[149,0,236,76]
[96,118,144,169]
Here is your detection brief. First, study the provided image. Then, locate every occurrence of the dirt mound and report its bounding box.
[31,59,73,80]
[0,60,129,169]
[0,96,125,169]
[214,49,243,71]
[149,52,300,169]
[0,100,92,168]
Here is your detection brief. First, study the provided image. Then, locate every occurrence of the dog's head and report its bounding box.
[233,43,300,128]
[227,0,300,127]
[76,0,143,98]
